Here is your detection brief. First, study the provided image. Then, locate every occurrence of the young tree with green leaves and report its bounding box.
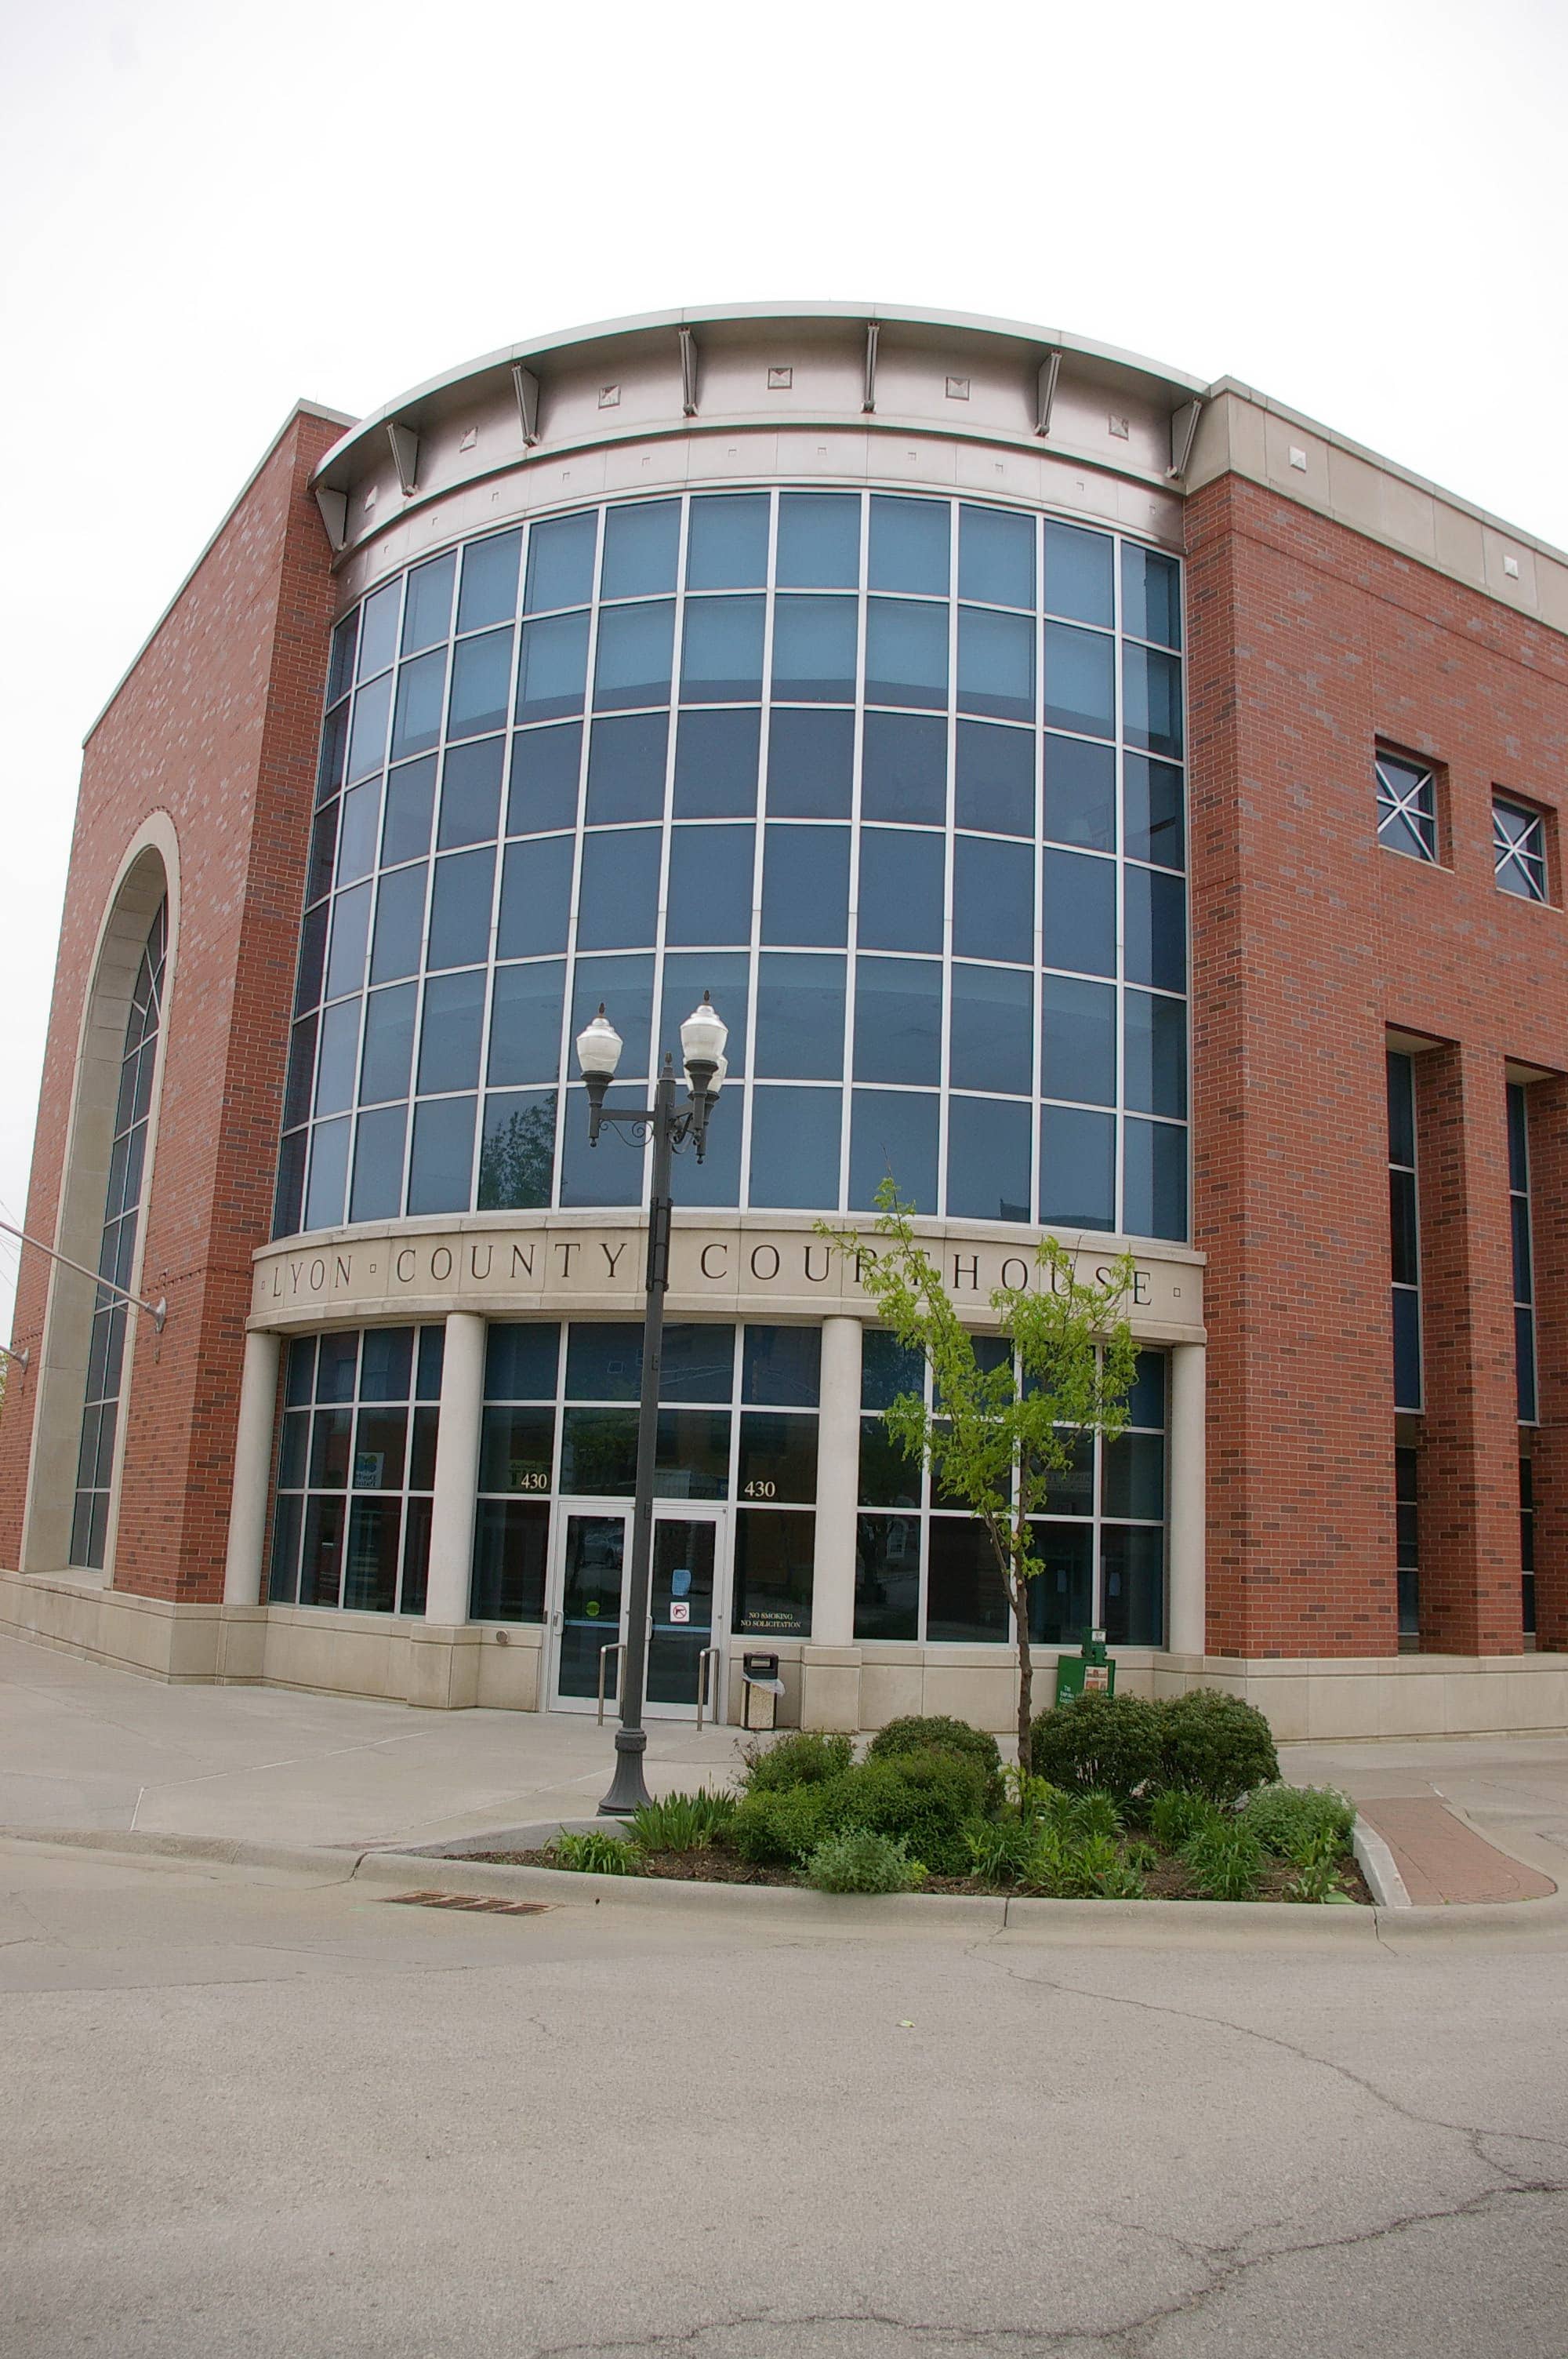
[821,1180,1139,1775]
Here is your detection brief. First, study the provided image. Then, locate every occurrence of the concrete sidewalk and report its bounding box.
[4,1633,1568,1887]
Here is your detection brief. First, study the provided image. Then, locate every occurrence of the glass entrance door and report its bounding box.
[647,1513,720,1714]
[554,1512,627,1709]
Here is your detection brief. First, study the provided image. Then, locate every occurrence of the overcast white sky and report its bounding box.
[2,0,1566,1334]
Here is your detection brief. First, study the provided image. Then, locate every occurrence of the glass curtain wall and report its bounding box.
[279,491,1186,1241]
[268,1325,445,1611]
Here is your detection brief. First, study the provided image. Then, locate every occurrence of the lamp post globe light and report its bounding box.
[574,993,728,1815]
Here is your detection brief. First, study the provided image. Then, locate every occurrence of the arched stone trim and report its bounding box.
[21,815,181,1579]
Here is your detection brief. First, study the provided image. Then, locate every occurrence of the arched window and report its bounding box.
[70,899,167,1568]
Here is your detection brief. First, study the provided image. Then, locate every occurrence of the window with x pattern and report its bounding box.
[1375,751,1437,863]
[1494,798,1547,902]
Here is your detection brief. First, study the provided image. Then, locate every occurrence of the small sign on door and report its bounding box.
[670,1600,691,1623]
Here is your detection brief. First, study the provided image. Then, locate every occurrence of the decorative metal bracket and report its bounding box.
[678,326,699,417]
[513,364,542,446]
[1167,398,1204,480]
[862,321,879,414]
[1035,350,1062,438]
[387,421,420,496]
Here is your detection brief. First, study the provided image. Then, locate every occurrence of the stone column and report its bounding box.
[221,1329,281,1605]
[800,1314,863,1731]
[424,1311,486,1627]
[1167,1340,1207,1658]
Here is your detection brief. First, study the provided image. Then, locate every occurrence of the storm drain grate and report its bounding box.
[386,1891,552,1914]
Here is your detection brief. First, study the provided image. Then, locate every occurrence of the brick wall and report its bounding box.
[1187,475,1568,1657]
[0,409,341,1599]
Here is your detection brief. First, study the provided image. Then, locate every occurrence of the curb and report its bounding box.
[1352,1814,1412,1910]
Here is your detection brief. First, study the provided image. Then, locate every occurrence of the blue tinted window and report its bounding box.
[459,530,521,634]
[858,830,945,953]
[304,1117,350,1228]
[1044,734,1116,851]
[1124,755,1184,868]
[328,612,358,703]
[478,1090,557,1211]
[660,1325,738,1401]
[947,1097,1032,1223]
[317,706,348,802]
[681,595,764,702]
[673,707,759,816]
[1123,990,1185,1118]
[488,961,564,1089]
[485,1321,562,1400]
[593,601,674,711]
[350,1104,406,1222]
[572,954,654,1079]
[336,780,379,885]
[850,1090,938,1212]
[524,513,596,612]
[358,580,401,679]
[496,835,573,958]
[958,606,1033,722]
[771,596,857,701]
[1043,851,1116,978]
[408,1095,477,1215]
[869,496,949,594]
[1040,975,1116,1106]
[953,837,1033,963]
[347,673,392,782]
[687,495,769,589]
[516,612,589,722]
[1044,623,1115,740]
[565,1323,643,1400]
[418,969,486,1095]
[768,707,853,816]
[369,863,426,984]
[558,1092,644,1208]
[1044,522,1113,626]
[761,825,850,945]
[1123,1119,1187,1241]
[577,828,661,950]
[285,1016,318,1129]
[383,758,436,865]
[402,554,455,654]
[668,1096,742,1209]
[749,1086,841,1209]
[361,982,416,1103]
[586,712,668,823]
[1393,1289,1421,1412]
[390,649,447,761]
[601,500,679,598]
[1040,1105,1114,1230]
[742,1325,822,1408]
[959,505,1034,609]
[854,957,942,1085]
[437,736,503,849]
[661,951,750,1079]
[954,722,1032,836]
[862,1327,925,1410]
[448,627,514,740]
[950,965,1032,1096]
[776,493,859,587]
[861,711,946,825]
[426,849,495,971]
[666,825,755,946]
[866,598,947,710]
[754,953,845,1079]
[1122,545,1181,649]
[325,883,372,1001]
[1123,644,1184,760]
[507,723,581,834]
[314,999,360,1117]
[1124,867,1186,992]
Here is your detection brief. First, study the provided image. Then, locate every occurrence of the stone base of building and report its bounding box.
[5,1571,1568,1741]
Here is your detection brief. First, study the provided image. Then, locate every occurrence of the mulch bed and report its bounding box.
[459,1845,1372,1903]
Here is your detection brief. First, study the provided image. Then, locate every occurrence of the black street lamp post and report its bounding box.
[575,992,728,1816]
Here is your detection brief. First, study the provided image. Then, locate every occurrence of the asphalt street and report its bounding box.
[4,1834,1566,2359]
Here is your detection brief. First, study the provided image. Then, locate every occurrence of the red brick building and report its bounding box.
[2,307,1563,1739]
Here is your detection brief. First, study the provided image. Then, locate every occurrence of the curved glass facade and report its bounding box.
[278,489,1186,1240]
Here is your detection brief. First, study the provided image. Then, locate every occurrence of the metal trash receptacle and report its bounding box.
[1054,1629,1115,1707]
[742,1652,784,1731]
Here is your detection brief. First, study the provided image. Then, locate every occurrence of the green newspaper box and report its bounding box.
[1054,1630,1115,1707]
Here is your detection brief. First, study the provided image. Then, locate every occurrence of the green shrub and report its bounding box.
[548,1830,639,1875]
[805,1829,926,1895]
[1029,1692,1163,1805]
[1282,1832,1350,1904]
[846,1754,989,1876]
[1072,1789,1125,1842]
[1180,1819,1265,1901]
[1241,1783,1356,1860]
[740,1730,855,1795]
[1156,1690,1279,1806]
[728,1777,854,1866]
[866,1715,1004,1806]
[1018,1826,1145,1899]
[628,1789,738,1853]
[1123,1838,1160,1874]
[964,1816,1033,1885]
[1148,1787,1225,1852]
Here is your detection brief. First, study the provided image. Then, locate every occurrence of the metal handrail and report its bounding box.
[595,1640,626,1727]
[695,1645,720,1735]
